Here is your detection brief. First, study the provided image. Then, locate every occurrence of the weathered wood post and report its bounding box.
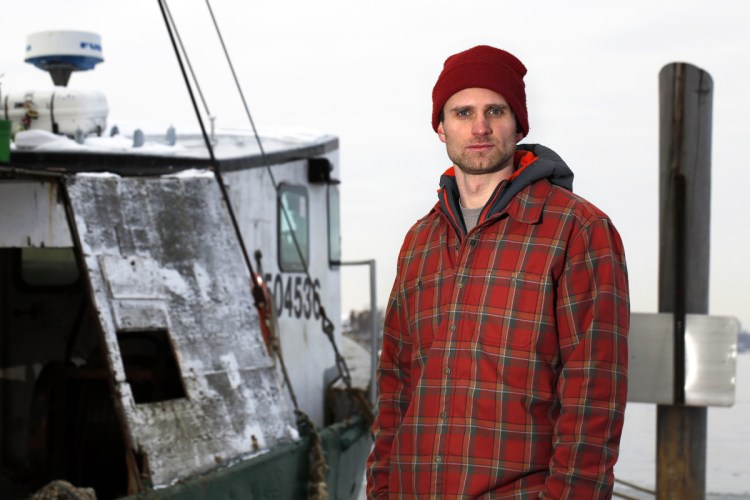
[656,62,713,499]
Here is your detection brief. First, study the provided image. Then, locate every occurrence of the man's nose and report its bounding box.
[472,116,491,136]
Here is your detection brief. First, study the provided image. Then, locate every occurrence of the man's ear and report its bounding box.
[515,131,523,142]
[437,122,447,144]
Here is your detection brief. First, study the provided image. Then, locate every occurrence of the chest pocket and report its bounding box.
[401,270,453,352]
[473,270,553,349]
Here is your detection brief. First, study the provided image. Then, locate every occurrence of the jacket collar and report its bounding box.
[496,177,551,224]
[436,144,574,239]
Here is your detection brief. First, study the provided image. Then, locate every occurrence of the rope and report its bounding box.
[31,480,96,500]
[326,385,375,432]
[612,491,642,500]
[296,411,329,500]
[255,254,330,500]
[348,389,375,430]
[614,477,656,495]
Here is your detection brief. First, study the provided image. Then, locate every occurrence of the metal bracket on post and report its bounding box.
[333,259,379,406]
[628,312,739,406]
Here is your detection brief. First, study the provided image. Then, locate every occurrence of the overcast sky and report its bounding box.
[2,0,749,329]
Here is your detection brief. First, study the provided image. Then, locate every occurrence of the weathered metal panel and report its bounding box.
[65,172,294,488]
[628,312,675,404]
[628,312,738,406]
[684,314,739,406]
[0,181,73,247]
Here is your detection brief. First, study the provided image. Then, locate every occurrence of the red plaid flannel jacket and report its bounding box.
[368,150,629,499]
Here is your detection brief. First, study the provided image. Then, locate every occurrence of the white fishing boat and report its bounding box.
[0,17,372,500]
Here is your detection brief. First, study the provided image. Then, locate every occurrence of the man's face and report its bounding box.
[437,87,522,176]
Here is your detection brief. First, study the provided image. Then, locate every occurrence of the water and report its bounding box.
[615,353,750,498]
[358,354,750,498]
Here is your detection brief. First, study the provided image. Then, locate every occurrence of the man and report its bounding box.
[367,45,629,498]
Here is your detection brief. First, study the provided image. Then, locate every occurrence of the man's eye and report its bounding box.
[488,107,504,116]
[456,109,471,117]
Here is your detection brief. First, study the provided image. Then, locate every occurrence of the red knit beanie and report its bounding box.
[432,45,529,138]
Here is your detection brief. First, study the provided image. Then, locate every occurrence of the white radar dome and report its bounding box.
[25,30,104,87]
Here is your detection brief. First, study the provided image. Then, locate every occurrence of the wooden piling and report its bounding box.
[656,62,713,499]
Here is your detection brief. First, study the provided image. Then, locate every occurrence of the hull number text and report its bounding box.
[265,273,322,320]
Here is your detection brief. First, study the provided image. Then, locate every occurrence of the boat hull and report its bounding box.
[129,416,371,500]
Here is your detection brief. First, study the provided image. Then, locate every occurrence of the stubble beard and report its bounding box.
[447,142,516,176]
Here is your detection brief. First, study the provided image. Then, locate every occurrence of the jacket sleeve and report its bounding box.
[542,217,630,499]
[366,247,414,498]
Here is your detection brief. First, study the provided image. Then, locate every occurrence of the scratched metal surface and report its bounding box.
[65,172,294,487]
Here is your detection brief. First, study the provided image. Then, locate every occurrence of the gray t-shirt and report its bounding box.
[460,203,483,233]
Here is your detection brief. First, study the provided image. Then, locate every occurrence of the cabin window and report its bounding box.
[328,184,341,264]
[278,185,309,272]
[19,247,79,287]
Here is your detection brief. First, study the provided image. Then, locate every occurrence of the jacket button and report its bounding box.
[440,411,447,419]
[444,367,451,374]
[456,281,463,289]
[449,324,456,332]
[469,238,477,247]
[435,456,442,463]
[417,279,422,288]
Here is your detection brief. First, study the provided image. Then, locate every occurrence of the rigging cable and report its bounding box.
[160,0,213,121]
[155,13,325,493]
[157,0,265,305]
[156,0,215,164]
[157,0,365,441]
[199,6,370,496]
[203,0,355,393]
